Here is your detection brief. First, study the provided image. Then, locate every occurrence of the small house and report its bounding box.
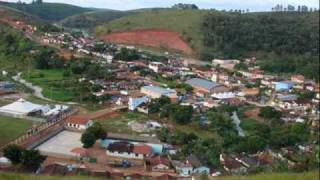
[186,154,210,175]
[172,160,193,177]
[66,116,93,130]
[146,155,172,172]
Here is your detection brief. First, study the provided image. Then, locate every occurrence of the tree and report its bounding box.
[86,122,107,140]
[21,150,46,171]
[157,128,170,142]
[170,105,193,124]
[259,107,282,120]
[81,132,96,148]
[3,145,23,164]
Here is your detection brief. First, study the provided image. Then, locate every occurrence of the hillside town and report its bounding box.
[0,0,319,179]
[0,21,319,179]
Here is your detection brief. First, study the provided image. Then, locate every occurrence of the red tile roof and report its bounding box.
[147,155,171,167]
[66,116,91,125]
[133,144,152,155]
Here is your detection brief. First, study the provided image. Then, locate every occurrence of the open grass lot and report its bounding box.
[0,116,36,146]
[97,112,149,134]
[22,69,77,102]
[0,173,102,180]
[210,171,319,180]
[174,121,220,140]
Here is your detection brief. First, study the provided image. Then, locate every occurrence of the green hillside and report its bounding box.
[0,5,42,25]
[95,9,209,56]
[96,10,319,80]
[0,2,92,21]
[60,10,133,30]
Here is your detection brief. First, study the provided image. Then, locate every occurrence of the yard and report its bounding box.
[0,115,36,146]
[97,112,149,134]
[98,111,219,140]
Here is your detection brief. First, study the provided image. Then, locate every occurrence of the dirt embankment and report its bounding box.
[100,29,193,55]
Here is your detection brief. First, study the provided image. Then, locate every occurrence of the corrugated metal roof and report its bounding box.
[142,86,176,95]
[186,78,221,90]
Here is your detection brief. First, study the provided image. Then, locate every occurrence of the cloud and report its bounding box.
[2,0,319,11]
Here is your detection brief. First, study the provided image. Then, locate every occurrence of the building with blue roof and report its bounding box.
[275,81,295,91]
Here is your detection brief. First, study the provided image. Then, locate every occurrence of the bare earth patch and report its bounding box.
[100,28,193,55]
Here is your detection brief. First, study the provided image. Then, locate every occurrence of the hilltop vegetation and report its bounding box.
[60,10,133,30]
[202,11,319,80]
[0,1,92,21]
[0,5,42,25]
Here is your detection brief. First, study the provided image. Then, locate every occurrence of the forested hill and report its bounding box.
[201,11,319,80]
[0,1,92,21]
[202,11,319,59]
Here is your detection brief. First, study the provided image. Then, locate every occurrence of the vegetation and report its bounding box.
[0,1,92,21]
[96,9,319,80]
[98,112,148,134]
[259,106,282,120]
[81,131,96,148]
[203,11,319,80]
[81,122,106,148]
[21,149,46,171]
[0,116,35,146]
[60,10,133,29]
[3,145,46,171]
[148,96,193,124]
[3,145,23,164]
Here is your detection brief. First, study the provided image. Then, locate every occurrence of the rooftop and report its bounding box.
[133,144,153,155]
[142,86,176,95]
[186,78,222,90]
[66,116,91,125]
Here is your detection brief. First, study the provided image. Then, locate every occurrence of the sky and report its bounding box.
[2,0,319,11]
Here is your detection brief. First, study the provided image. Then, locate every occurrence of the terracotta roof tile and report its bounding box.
[66,116,91,125]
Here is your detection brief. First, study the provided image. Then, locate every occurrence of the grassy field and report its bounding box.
[22,69,77,102]
[97,112,149,134]
[211,171,319,180]
[0,171,318,180]
[0,116,36,146]
[95,9,209,56]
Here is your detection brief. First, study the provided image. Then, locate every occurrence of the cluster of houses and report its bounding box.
[3,28,316,179]
[126,59,319,129]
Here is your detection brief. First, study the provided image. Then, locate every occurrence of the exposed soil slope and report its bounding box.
[100,29,193,55]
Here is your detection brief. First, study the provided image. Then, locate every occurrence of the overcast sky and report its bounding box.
[2,0,319,11]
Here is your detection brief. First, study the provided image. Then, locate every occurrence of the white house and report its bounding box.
[66,116,93,130]
[106,142,152,160]
[148,62,163,73]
